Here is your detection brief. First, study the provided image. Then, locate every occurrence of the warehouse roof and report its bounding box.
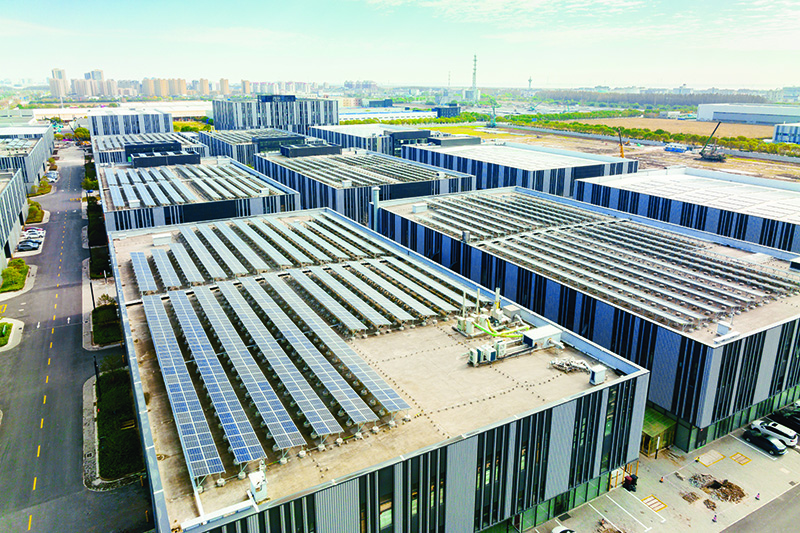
[113,209,633,527]
[0,137,39,157]
[383,188,800,342]
[200,128,305,145]
[262,149,470,188]
[0,125,51,138]
[311,124,424,136]
[411,140,628,170]
[91,132,203,153]
[581,167,800,224]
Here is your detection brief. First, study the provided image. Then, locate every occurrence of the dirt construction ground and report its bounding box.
[563,117,775,139]
[427,125,800,181]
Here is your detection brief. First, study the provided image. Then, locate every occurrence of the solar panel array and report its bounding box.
[130,252,158,294]
[170,243,205,285]
[181,228,227,280]
[141,295,224,479]
[151,248,182,289]
[195,224,249,276]
[169,290,266,464]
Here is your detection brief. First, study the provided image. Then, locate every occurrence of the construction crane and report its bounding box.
[699,122,726,162]
[617,128,625,158]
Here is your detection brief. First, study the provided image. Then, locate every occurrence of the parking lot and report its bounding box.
[535,427,800,533]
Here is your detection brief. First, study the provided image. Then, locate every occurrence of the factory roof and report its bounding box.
[200,129,304,144]
[411,140,628,170]
[113,208,635,527]
[0,137,39,157]
[581,167,800,225]
[99,159,291,211]
[310,123,424,137]
[91,132,203,153]
[87,107,170,116]
[382,188,800,343]
[261,149,469,188]
[0,125,52,137]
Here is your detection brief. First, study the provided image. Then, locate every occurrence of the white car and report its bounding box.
[752,419,798,447]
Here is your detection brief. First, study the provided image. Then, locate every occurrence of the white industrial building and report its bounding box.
[697,104,800,126]
[87,108,174,136]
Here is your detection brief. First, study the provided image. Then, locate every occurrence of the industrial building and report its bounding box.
[0,168,31,266]
[212,95,338,133]
[0,124,55,143]
[576,167,800,254]
[376,187,800,452]
[308,124,434,157]
[96,157,298,231]
[110,207,647,533]
[697,103,800,125]
[197,129,306,166]
[339,108,437,122]
[774,122,800,144]
[254,146,476,224]
[91,132,209,165]
[433,103,461,118]
[402,140,637,195]
[0,134,54,188]
[87,108,173,136]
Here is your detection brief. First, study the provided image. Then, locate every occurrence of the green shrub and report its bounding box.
[96,369,144,479]
[92,303,122,345]
[90,246,110,279]
[0,322,12,346]
[0,259,29,292]
[26,200,43,223]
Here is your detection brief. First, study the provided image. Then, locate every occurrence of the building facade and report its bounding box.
[308,124,433,157]
[0,133,53,187]
[774,123,800,144]
[575,167,800,254]
[88,109,174,137]
[91,133,209,165]
[697,104,800,125]
[213,95,339,132]
[0,168,30,266]
[402,141,637,196]
[197,129,306,166]
[375,187,800,452]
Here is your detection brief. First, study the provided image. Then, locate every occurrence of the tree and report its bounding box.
[180,125,199,132]
[74,127,91,141]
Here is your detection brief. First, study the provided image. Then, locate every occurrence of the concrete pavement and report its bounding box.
[0,145,151,532]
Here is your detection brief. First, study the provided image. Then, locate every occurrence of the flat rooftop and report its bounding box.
[384,189,800,342]
[0,125,51,137]
[410,140,626,170]
[311,124,424,136]
[201,129,304,144]
[88,107,169,116]
[92,132,203,153]
[100,159,287,211]
[0,137,38,157]
[114,210,624,526]
[263,149,468,188]
[581,168,800,224]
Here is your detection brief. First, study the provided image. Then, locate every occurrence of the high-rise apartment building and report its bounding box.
[155,78,169,98]
[48,68,68,98]
[141,78,156,97]
[198,78,210,95]
[241,79,251,95]
[213,94,339,132]
[219,78,230,95]
[72,78,94,97]
[167,78,187,96]
[84,69,104,81]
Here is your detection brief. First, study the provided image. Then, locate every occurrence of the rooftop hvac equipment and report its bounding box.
[341,179,352,188]
[717,321,732,336]
[589,365,606,385]
[249,471,268,503]
[412,203,427,213]
[152,232,172,246]
[522,325,563,350]
[437,171,446,179]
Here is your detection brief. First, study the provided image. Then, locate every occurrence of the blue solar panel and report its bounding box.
[265,220,330,263]
[231,219,292,269]
[108,186,125,209]
[384,256,485,309]
[214,223,269,272]
[170,243,205,285]
[147,182,170,206]
[289,269,367,332]
[316,215,384,255]
[263,274,410,414]
[105,168,118,186]
[216,282,343,438]
[195,224,249,276]
[169,290,266,464]
[307,266,391,328]
[151,248,182,289]
[141,295,224,479]
[327,264,415,322]
[290,222,349,260]
[250,219,312,265]
[239,277,378,425]
[192,286,308,448]
[181,228,227,280]
[362,260,452,314]
[130,252,158,294]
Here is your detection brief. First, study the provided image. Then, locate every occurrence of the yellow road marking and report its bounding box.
[52,315,56,321]
[45,375,49,383]
[54,303,57,310]
[51,328,54,334]
[28,515,32,530]
[47,358,50,365]
[43,395,46,405]
[0,304,5,313]
[32,477,36,491]
[49,341,52,349]
[55,294,58,298]
[56,283,59,288]
[37,445,40,458]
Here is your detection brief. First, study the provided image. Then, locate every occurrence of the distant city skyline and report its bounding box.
[2,0,798,89]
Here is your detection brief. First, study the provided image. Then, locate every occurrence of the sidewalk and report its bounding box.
[81,258,120,351]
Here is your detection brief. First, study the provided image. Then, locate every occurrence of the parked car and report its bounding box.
[743,428,787,455]
[769,409,800,434]
[23,226,44,233]
[18,238,41,246]
[21,235,43,243]
[751,419,798,447]
[551,527,576,533]
[17,242,39,252]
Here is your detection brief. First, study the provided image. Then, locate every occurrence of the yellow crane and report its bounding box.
[617,128,625,158]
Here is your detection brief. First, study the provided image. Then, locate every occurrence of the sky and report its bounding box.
[1,0,798,89]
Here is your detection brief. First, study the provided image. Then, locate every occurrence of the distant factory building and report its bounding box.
[433,103,461,118]
[91,133,209,165]
[254,146,476,223]
[576,167,800,254]
[197,128,306,166]
[87,108,173,136]
[403,140,636,196]
[774,123,800,144]
[697,104,800,125]
[339,108,437,122]
[0,132,54,188]
[308,124,434,157]
[212,95,338,133]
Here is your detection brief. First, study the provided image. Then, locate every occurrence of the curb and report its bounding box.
[0,264,38,303]
[0,318,25,352]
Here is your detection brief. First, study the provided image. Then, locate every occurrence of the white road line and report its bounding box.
[36,322,40,329]
[733,435,779,461]
[587,502,622,532]
[606,493,654,529]
[618,488,667,522]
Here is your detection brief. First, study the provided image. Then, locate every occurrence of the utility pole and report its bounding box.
[471,55,478,103]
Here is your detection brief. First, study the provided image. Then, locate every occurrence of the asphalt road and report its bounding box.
[0,145,151,532]
[723,479,800,533]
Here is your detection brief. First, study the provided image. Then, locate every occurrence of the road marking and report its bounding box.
[587,502,621,532]
[607,493,654,529]
[55,294,58,299]
[32,477,36,491]
[60,252,62,256]
[0,304,5,313]
[51,328,54,334]
[45,375,49,383]
[43,395,46,405]
[731,452,751,465]
[698,449,725,467]
[37,445,40,457]
[52,315,56,321]
[733,435,779,461]
[28,515,31,530]
[37,322,40,329]
[56,283,59,288]
[49,341,52,349]
[47,358,50,365]
[54,303,57,310]
[641,495,667,512]
[40,418,43,429]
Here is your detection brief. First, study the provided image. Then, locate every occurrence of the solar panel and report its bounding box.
[191,177,223,200]
[263,274,409,413]
[122,183,138,206]
[108,186,125,209]
[115,169,129,184]
[290,222,349,260]
[308,266,391,328]
[148,182,170,206]
[168,290,266,464]
[151,248,182,289]
[306,219,367,258]
[289,270,367,332]
[105,168,118,186]
[326,264,416,322]
[128,169,142,183]
[181,228,227,280]
[130,252,158,294]
[170,242,205,284]
[231,220,293,269]
[196,224,249,276]
[214,223,269,272]
[141,295,224,478]
[316,215,384,255]
[134,183,156,207]
[239,277,378,425]
[193,286,308,447]
[265,220,330,263]
[250,219,313,265]
[386,256,489,307]
[366,259,457,313]
[347,261,437,317]
[172,180,198,202]
[216,282,343,438]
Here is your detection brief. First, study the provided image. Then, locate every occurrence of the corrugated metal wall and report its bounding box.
[444,437,479,533]
[316,479,360,533]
